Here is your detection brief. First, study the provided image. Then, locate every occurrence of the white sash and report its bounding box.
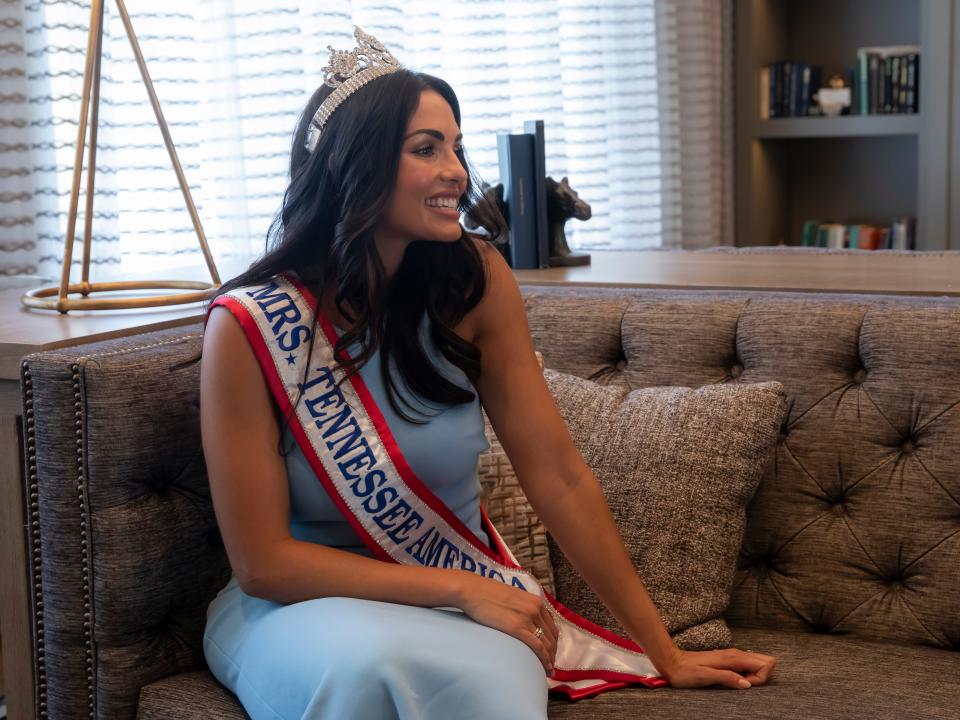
[211,272,665,700]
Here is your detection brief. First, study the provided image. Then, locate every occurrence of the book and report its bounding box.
[769,62,780,117]
[759,67,770,119]
[857,45,921,115]
[891,56,900,113]
[847,225,860,249]
[868,53,880,114]
[898,56,908,110]
[808,65,822,115]
[801,220,820,247]
[789,62,804,116]
[848,65,859,115]
[824,224,846,249]
[523,119,549,269]
[858,52,869,115]
[496,132,539,269]
[906,54,919,112]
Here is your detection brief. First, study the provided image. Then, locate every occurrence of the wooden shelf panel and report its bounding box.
[754,114,921,139]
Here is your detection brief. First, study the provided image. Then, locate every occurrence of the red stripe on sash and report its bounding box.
[208,295,394,563]
[285,272,511,565]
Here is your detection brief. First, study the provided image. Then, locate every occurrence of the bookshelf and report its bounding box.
[735,0,959,249]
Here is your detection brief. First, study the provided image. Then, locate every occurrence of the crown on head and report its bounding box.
[304,26,402,153]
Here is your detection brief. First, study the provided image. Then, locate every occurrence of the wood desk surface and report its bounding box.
[512,250,960,296]
[4,251,960,381]
[0,277,206,381]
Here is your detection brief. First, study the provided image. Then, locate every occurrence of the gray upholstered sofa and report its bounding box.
[19,285,960,720]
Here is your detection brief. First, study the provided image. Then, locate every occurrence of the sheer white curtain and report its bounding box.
[1,0,733,280]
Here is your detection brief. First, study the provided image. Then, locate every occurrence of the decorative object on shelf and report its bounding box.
[815,74,852,117]
[21,0,220,313]
[545,176,591,267]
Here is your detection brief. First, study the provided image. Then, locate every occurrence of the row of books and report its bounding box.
[853,45,920,115]
[800,218,916,250]
[496,121,549,269]
[759,45,920,119]
[760,62,822,118]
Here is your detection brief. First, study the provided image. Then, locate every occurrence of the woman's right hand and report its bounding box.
[453,570,559,675]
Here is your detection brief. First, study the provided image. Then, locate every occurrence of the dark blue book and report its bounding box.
[782,61,792,116]
[808,65,822,114]
[769,62,780,117]
[789,62,804,116]
[523,120,549,268]
[496,132,538,270]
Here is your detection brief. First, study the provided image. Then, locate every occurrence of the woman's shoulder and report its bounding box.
[465,237,524,341]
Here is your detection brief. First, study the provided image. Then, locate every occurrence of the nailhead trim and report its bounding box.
[71,362,96,719]
[22,360,47,717]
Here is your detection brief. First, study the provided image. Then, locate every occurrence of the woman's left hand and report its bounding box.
[658,648,777,689]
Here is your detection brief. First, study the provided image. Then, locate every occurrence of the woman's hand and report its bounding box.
[452,571,558,675]
[658,647,777,689]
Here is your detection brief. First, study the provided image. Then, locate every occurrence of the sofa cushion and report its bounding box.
[137,671,247,719]
[544,371,786,649]
[139,629,960,720]
[547,628,960,719]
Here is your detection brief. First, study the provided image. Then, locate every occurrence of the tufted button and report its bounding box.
[730,363,744,379]
[614,359,627,372]
[831,499,846,516]
[901,439,916,454]
[852,368,867,384]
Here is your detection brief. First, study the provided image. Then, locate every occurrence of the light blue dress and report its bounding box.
[203,321,549,720]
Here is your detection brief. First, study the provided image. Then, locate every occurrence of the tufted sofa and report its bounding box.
[18,285,960,720]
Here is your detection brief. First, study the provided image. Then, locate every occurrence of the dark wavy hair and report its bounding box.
[210,69,506,424]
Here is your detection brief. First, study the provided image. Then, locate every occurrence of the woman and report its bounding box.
[200,27,775,720]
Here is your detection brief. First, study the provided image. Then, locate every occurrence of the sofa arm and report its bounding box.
[22,324,230,720]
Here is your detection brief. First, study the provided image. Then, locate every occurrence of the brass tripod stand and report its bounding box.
[21,0,221,312]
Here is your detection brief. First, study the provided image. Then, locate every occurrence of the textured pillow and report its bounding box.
[544,370,787,650]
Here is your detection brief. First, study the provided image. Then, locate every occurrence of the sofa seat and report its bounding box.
[136,628,960,720]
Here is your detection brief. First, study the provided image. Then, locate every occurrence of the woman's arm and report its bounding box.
[200,305,559,672]
[470,243,775,688]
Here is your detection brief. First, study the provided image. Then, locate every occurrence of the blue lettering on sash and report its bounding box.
[278,324,311,352]
[373,499,426,546]
[324,416,366,460]
[245,282,303,336]
[361,485,398,514]
[339,446,377,481]
[406,527,440,565]
[301,366,336,395]
[350,469,386,498]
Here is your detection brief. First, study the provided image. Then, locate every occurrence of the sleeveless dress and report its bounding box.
[203,317,549,720]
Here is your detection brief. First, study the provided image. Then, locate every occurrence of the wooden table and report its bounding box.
[0,277,207,720]
[512,250,960,296]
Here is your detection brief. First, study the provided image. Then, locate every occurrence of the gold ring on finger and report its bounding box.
[534,626,544,640]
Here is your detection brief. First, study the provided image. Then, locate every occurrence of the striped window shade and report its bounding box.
[2,0,732,280]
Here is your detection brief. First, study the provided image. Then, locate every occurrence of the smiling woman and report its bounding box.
[196,26,773,720]
[377,96,470,259]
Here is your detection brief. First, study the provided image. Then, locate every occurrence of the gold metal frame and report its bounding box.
[21,0,221,313]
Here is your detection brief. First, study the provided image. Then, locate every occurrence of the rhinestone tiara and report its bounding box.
[304,26,402,153]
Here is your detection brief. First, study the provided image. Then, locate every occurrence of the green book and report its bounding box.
[801,220,820,247]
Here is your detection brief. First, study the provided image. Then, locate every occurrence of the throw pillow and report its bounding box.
[544,370,786,650]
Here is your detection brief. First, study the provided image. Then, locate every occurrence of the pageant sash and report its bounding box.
[210,273,666,700]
